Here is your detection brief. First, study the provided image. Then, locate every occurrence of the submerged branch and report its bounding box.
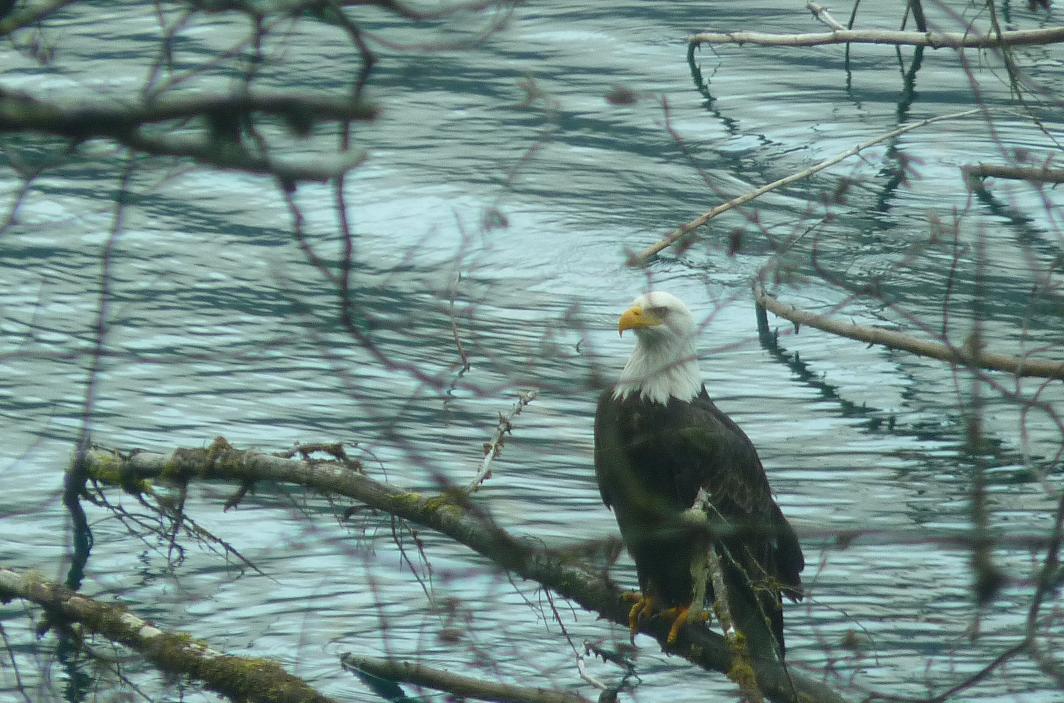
[77,441,851,703]
[0,567,336,703]
[754,282,1064,379]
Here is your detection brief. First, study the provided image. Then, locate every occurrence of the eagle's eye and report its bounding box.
[647,306,670,319]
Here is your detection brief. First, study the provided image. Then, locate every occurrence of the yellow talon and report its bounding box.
[665,607,691,645]
[627,594,654,638]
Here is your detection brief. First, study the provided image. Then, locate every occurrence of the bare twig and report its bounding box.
[705,547,764,703]
[341,654,593,703]
[753,282,1064,379]
[469,391,538,493]
[630,109,980,265]
[806,2,846,31]
[0,0,77,37]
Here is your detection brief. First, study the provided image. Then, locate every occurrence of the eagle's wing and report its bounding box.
[674,390,805,596]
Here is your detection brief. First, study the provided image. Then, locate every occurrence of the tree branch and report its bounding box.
[341,653,593,703]
[754,281,1064,379]
[0,567,337,703]
[469,390,538,492]
[0,0,77,37]
[688,26,1064,50]
[628,109,979,266]
[963,163,1064,184]
[0,89,376,181]
[77,440,851,703]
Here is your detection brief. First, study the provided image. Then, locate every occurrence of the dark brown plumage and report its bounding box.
[594,292,804,659]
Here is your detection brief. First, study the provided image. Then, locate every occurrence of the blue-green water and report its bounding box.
[1,1,1061,701]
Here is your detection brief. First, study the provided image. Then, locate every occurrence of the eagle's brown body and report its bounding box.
[594,292,804,658]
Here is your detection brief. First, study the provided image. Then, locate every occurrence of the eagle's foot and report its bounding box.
[625,593,655,639]
[662,606,710,645]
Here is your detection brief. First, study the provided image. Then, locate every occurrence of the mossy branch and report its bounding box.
[76,440,850,703]
[0,567,337,703]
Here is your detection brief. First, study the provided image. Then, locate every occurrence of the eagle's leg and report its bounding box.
[624,593,655,638]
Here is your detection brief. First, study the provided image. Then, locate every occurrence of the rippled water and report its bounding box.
[2,1,1062,701]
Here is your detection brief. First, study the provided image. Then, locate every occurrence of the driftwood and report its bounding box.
[74,441,851,703]
[0,566,337,703]
[754,282,1064,380]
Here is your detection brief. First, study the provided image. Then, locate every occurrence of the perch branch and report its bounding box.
[754,282,1064,379]
[688,26,1064,50]
[0,567,336,703]
[629,109,979,266]
[77,440,850,703]
[341,653,593,703]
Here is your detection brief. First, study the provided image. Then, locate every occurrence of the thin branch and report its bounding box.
[469,390,538,493]
[121,130,368,182]
[341,654,593,703]
[705,546,764,703]
[629,109,980,266]
[0,567,337,703]
[806,2,846,31]
[753,281,1064,379]
[0,0,77,36]
[688,26,1064,50]
[1025,492,1064,685]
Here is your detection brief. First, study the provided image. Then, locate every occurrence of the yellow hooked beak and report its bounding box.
[618,304,662,335]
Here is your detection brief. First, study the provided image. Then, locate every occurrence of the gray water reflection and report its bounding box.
[2,1,1062,701]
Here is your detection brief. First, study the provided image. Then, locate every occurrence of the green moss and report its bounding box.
[84,453,152,495]
[727,656,760,700]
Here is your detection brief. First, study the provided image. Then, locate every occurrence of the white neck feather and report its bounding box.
[612,334,702,405]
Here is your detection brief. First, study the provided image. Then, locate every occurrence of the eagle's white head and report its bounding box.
[611,291,702,405]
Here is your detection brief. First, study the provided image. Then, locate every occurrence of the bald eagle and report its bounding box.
[594,291,804,658]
